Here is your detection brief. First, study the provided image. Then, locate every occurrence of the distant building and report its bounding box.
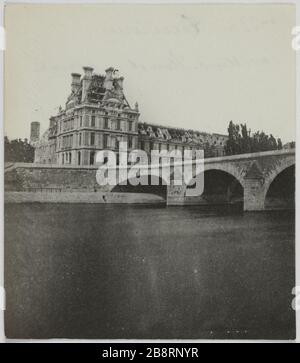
[30,122,40,143]
[33,125,57,164]
[283,141,295,150]
[33,66,227,165]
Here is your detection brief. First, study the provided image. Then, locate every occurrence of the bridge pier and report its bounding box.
[166,184,186,205]
[243,179,265,211]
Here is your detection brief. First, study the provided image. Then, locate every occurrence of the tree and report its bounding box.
[225,122,284,156]
[4,137,35,162]
[225,121,241,155]
[240,123,251,153]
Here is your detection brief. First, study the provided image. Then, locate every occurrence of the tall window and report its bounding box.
[91,115,96,127]
[79,133,82,146]
[128,121,132,132]
[80,116,83,127]
[128,136,133,149]
[117,119,121,130]
[104,118,109,129]
[78,151,81,165]
[84,115,89,127]
[103,134,108,148]
[90,151,95,165]
[90,132,95,146]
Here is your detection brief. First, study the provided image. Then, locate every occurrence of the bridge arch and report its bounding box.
[185,167,244,206]
[263,162,295,210]
[204,163,246,188]
[262,158,295,203]
[110,174,168,200]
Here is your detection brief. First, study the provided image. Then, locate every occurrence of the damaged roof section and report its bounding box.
[66,66,129,108]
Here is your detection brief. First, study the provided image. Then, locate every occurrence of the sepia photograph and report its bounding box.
[2,1,297,341]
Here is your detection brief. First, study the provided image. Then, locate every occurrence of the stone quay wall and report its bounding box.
[4,163,165,204]
[5,163,110,193]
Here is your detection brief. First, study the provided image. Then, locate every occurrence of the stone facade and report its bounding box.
[34,66,227,165]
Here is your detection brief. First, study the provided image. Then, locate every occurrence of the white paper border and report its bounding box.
[0,0,298,344]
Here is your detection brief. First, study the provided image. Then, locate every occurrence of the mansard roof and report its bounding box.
[138,122,228,145]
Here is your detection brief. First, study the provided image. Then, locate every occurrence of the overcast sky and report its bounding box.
[4,3,296,143]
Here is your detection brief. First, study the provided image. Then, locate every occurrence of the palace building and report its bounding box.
[34,66,228,165]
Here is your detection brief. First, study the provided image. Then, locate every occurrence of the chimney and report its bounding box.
[71,73,81,93]
[30,121,40,143]
[104,67,114,90]
[81,66,94,102]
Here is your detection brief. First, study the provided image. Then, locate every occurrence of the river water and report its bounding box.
[5,203,295,339]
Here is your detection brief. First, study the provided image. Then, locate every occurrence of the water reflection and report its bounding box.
[5,203,295,339]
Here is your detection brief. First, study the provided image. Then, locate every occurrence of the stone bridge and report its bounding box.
[166,148,295,210]
[5,149,295,211]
